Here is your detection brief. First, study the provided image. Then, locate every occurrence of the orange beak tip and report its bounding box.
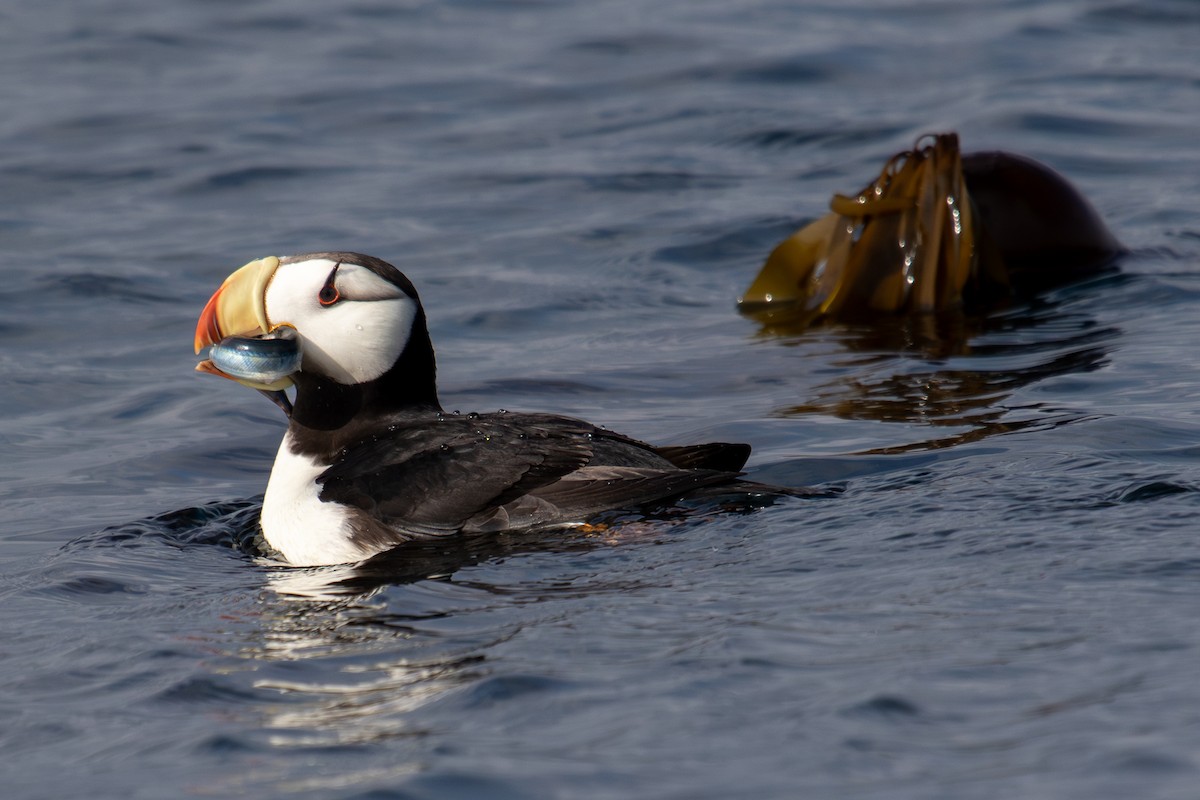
[194,285,225,354]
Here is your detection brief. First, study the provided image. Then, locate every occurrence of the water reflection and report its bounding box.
[235,546,508,752]
[235,511,727,753]
[748,290,1122,453]
[250,644,481,749]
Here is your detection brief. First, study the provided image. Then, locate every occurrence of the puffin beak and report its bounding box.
[193,256,281,353]
[193,256,295,415]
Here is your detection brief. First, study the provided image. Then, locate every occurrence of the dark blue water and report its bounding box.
[3,1,1200,797]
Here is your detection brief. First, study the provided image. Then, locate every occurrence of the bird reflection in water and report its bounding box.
[234,539,517,755]
[738,133,1124,453]
[225,512,735,775]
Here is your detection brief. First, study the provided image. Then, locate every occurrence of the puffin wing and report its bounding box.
[523,465,738,516]
[316,413,597,536]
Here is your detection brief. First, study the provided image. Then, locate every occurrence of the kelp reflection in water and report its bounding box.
[757,296,1120,454]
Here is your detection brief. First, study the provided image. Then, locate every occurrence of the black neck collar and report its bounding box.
[288,307,442,448]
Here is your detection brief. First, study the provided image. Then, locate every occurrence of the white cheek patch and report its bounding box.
[265,260,418,385]
[302,296,417,384]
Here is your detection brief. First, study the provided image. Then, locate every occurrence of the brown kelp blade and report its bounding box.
[740,213,841,309]
[739,133,991,323]
[739,132,1124,328]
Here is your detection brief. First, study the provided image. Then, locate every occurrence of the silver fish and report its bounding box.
[208,327,302,387]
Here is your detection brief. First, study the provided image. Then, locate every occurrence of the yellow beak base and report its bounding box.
[193,256,281,354]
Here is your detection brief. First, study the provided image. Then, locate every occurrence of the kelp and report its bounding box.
[738,132,1120,329]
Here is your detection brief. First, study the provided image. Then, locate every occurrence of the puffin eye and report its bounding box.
[318,263,341,306]
[318,284,340,306]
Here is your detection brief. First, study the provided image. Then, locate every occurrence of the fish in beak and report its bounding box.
[193,256,297,410]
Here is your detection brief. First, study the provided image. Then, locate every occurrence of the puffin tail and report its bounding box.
[654,442,752,473]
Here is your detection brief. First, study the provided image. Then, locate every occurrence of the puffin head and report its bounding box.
[194,252,440,422]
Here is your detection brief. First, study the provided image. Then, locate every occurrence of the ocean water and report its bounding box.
[2,1,1200,797]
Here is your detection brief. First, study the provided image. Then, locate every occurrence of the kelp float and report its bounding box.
[738,133,1123,327]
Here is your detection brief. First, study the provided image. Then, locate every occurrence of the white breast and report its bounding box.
[260,432,372,566]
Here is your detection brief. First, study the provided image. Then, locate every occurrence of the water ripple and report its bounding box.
[3,0,1199,797]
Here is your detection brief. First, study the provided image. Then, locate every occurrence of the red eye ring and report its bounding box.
[318,262,341,306]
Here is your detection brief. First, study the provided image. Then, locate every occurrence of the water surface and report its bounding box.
[2,1,1200,798]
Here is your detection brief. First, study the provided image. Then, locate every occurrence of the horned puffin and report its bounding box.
[194,252,783,567]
